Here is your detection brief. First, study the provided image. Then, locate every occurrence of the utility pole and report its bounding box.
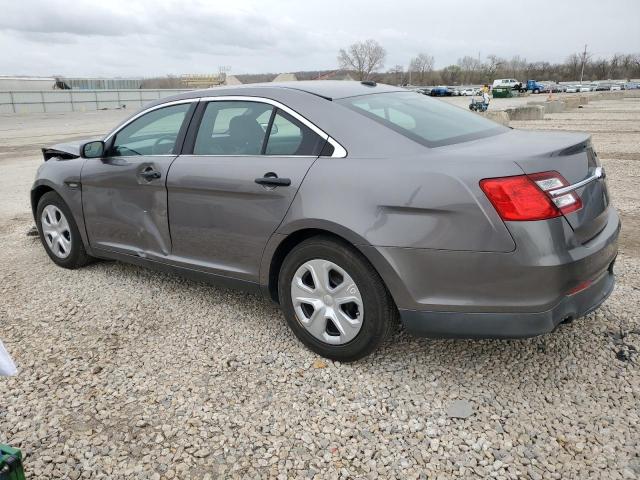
[579,44,588,85]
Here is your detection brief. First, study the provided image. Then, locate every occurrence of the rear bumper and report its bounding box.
[364,208,620,338]
[399,260,615,338]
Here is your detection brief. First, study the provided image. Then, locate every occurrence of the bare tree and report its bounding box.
[338,39,386,81]
[565,53,581,80]
[457,55,482,84]
[387,65,406,85]
[409,53,434,85]
[440,65,462,85]
[483,54,506,81]
[506,55,527,79]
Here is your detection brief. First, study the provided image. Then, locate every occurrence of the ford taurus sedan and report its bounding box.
[32,81,620,361]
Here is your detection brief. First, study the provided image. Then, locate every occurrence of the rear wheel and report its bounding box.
[278,236,397,361]
[36,191,92,269]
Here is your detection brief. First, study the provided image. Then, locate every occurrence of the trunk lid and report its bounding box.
[512,131,609,243]
[450,129,609,243]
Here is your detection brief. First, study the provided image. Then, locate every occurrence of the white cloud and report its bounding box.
[0,0,638,76]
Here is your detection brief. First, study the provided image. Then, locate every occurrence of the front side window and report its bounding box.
[111,103,191,156]
[338,92,506,147]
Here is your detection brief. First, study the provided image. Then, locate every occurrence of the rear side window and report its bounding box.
[194,100,326,156]
[194,101,272,155]
[338,92,506,147]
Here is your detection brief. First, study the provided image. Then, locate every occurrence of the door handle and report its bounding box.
[139,167,161,180]
[255,174,291,187]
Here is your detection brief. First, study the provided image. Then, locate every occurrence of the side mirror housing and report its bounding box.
[81,140,105,158]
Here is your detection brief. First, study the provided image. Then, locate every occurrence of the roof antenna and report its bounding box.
[361,80,376,87]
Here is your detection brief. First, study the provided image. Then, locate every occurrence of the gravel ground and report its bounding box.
[0,96,639,479]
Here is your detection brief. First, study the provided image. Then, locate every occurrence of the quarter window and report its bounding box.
[110,103,191,156]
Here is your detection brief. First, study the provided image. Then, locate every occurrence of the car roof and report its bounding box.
[165,80,406,102]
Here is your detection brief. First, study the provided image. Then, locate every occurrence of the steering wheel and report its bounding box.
[152,134,177,155]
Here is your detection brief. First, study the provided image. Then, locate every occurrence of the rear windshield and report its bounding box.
[338,91,506,147]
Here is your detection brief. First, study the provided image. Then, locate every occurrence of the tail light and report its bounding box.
[480,171,582,221]
[528,171,582,215]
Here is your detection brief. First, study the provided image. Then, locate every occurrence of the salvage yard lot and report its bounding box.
[0,95,639,479]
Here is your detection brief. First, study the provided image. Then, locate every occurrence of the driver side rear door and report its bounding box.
[81,100,196,259]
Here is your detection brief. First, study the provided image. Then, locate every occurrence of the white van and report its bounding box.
[492,79,520,89]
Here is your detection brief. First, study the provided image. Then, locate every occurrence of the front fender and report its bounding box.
[31,157,92,254]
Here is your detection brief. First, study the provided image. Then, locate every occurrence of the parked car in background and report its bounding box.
[492,78,520,89]
[544,83,565,93]
[30,81,619,360]
[610,84,622,91]
[460,87,479,96]
[565,85,579,93]
[595,83,612,91]
[623,82,638,90]
[578,85,592,92]
[412,87,431,95]
[429,85,451,96]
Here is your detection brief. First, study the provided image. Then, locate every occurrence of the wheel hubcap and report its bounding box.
[41,205,72,259]
[291,259,364,345]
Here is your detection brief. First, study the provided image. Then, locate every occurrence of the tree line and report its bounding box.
[338,39,640,85]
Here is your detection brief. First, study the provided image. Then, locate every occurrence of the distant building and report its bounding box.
[0,76,56,91]
[54,77,143,90]
[273,73,298,82]
[224,75,243,86]
[181,74,226,88]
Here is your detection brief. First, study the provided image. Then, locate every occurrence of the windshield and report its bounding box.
[338,91,506,147]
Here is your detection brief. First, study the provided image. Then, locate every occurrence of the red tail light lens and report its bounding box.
[480,171,582,221]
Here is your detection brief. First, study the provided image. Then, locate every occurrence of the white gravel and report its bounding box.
[0,97,639,479]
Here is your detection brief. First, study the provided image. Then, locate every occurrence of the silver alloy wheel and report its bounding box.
[41,205,72,259]
[291,259,364,345]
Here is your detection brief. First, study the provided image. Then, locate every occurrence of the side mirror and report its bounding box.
[81,140,105,158]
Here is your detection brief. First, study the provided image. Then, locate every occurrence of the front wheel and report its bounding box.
[36,191,92,269]
[278,236,397,361]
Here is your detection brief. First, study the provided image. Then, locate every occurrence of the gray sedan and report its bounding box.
[31,81,619,360]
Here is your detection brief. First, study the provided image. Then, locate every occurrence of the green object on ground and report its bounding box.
[0,445,25,480]
[492,87,513,98]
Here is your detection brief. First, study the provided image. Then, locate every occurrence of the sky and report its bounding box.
[0,0,638,78]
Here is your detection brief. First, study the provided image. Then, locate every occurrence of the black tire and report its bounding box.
[36,191,92,269]
[278,236,398,361]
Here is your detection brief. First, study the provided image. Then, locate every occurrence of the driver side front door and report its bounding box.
[81,101,196,259]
